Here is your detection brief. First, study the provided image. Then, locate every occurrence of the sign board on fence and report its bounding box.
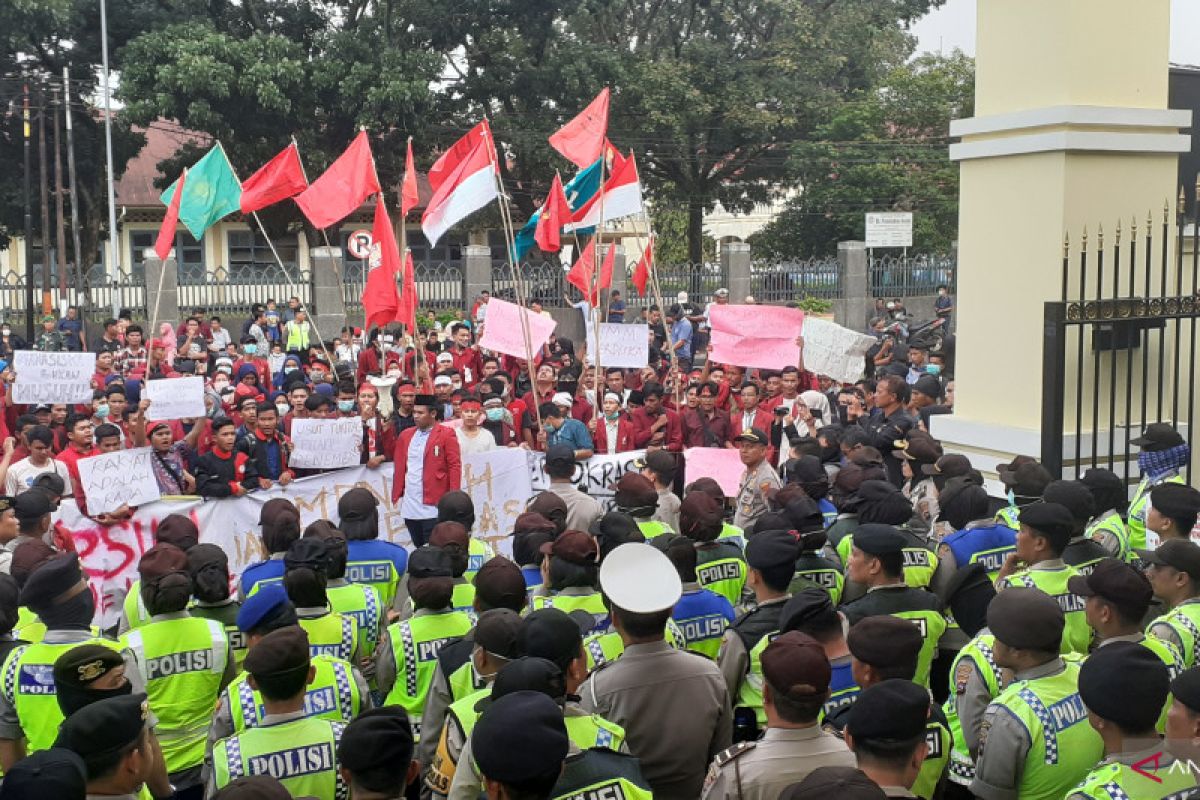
[709,305,805,370]
[462,449,532,558]
[144,376,206,420]
[290,418,363,469]
[12,350,95,405]
[76,447,161,515]
[801,317,877,385]
[597,323,648,368]
[683,447,745,497]
[478,297,558,359]
[865,212,913,248]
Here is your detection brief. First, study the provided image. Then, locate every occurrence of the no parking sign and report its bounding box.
[348,229,373,259]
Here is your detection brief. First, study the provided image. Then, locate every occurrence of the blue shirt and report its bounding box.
[57,318,83,351]
[670,318,693,359]
[607,299,626,324]
[549,417,594,452]
[240,555,286,599]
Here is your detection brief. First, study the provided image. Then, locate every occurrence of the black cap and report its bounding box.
[284,537,329,574]
[1150,483,1200,521]
[55,694,150,763]
[212,776,293,800]
[733,427,769,445]
[1066,558,1152,613]
[474,558,529,611]
[779,588,836,634]
[1018,502,1075,541]
[338,707,415,776]
[1131,422,1185,451]
[19,553,85,613]
[637,449,676,478]
[847,616,922,673]
[845,679,929,742]
[336,487,379,538]
[408,545,454,579]
[521,608,586,670]
[235,585,297,634]
[1080,641,1169,731]
[243,626,310,678]
[1000,461,1053,497]
[0,748,87,800]
[475,609,525,660]
[413,394,438,408]
[921,453,971,477]
[1172,666,1200,712]
[779,767,886,800]
[1136,539,1200,582]
[911,375,942,401]
[53,644,128,716]
[745,530,801,570]
[545,443,575,466]
[472,691,568,785]
[491,656,567,702]
[588,512,644,552]
[852,524,906,556]
[13,490,53,522]
[987,587,1064,651]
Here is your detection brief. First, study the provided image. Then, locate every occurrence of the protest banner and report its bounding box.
[597,323,648,368]
[478,297,558,358]
[75,447,161,515]
[290,418,363,469]
[529,449,645,511]
[12,350,96,404]
[144,376,206,420]
[683,447,745,497]
[709,305,805,370]
[462,449,533,558]
[801,317,877,384]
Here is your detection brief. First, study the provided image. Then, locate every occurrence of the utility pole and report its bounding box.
[38,85,53,315]
[64,66,86,307]
[22,80,34,342]
[53,81,68,300]
[99,0,121,317]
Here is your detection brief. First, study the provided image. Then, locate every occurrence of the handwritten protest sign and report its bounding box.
[145,376,206,420]
[801,317,876,385]
[479,298,558,359]
[709,305,805,370]
[463,449,532,557]
[597,323,648,368]
[12,350,95,404]
[76,447,161,515]
[290,418,363,469]
[529,449,645,511]
[683,447,746,497]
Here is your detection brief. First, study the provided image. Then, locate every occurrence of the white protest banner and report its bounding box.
[801,317,877,384]
[597,323,648,368]
[478,297,558,359]
[144,376,206,420]
[290,418,363,469]
[709,305,805,370]
[529,449,645,512]
[12,350,95,404]
[462,448,533,558]
[683,447,745,497]
[75,447,161,515]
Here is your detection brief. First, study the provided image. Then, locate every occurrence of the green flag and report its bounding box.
[161,145,242,239]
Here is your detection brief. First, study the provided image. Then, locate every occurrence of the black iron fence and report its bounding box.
[751,257,842,302]
[869,253,956,297]
[491,262,564,308]
[177,265,312,318]
[343,261,465,315]
[0,267,147,326]
[651,262,726,305]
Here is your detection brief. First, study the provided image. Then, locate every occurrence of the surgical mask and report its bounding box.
[243,344,258,355]
[1,328,9,336]
[926,364,942,376]
[451,380,463,390]
[605,411,620,421]
[284,366,297,374]
[386,368,402,378]
[485,408,504,422]
[95,404,109,419]
[312,371,326,382]
[212,379,230,391]
[275,403,290,417]
[338,400,355,413]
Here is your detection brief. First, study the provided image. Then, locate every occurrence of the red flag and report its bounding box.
[294,131,381,229]
[155,169,185,262]
[362,196,403,330]
[631,237,653,296]
[397,250,418,331]
[534,173,572,253]
[549,88,610,169]
[239,143,308,214]
[598,241,616,290]
[566,240,598,305]
[401,139,419,218]
[428,121,492,194]
[421,137,498,246]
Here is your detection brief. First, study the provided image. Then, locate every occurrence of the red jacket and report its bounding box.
[391,423,462,505]
[629,407,684,452]
[728,407,775,443]
[592,416,637,454]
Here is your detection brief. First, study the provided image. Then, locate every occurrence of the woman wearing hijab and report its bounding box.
[272,353,303,390]
[187,543,246,668]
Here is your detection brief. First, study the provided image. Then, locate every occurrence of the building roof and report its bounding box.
[115,120,212,208]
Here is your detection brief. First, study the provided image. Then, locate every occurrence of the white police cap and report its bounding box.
[599,543,682,613]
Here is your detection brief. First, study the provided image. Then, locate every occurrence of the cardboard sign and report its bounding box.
[683,447,745,497]
[76,447,161,515]
[597,323,648,368]
[462,448,533,558]
[290,418,363,469]
[478,298,558,359]
[12,350,96,404]
[801,317,877,385]
[709,305,805,370]
[144,376,206,420]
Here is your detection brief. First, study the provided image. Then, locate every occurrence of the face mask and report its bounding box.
[312,371,326,382]
[926,364,942,376]
[284,366,297,374]
[95,404,109,419]
[276,403,290,416]
[1,328,9,336]
[386,369,402,378]
[338,400,355,413]
[485,408,504,422]
[243,344,258,355]
[451,381,463,390]
[213,379,230,391]
[605,411,620,421]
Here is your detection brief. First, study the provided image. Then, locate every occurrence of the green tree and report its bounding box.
[751,51,974,258]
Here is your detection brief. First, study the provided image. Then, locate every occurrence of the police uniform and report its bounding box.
[54,693,152,798]
[1142,540,1200,668]
[467,691,570,797]
[530,530,610,634]
[1085,510,1131,562]
[702,631,855,800]
[944,630,1004,787]
[673,581,736,659]
[339,487,409,609]
[732,428,782,530]
[970,588,1103,800]
[206,627,348,799]
[338,706,415,797]
[843,679,935,800]
[696,540,749,608]
[822,615,922,734]
[1128,423,1191,550]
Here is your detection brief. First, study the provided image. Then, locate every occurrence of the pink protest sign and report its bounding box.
[709,304,805,370]
[683,447,746,497]
[478,298,558,359]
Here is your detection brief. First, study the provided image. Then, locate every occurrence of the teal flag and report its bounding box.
[161,145,243,239]
[512,158,603,261]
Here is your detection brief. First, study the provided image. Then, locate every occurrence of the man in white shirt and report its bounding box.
[455,397,497,477]
[6,426,71,496]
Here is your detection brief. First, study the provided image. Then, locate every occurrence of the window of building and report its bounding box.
[226,229,298,279]
[129,230,205,283]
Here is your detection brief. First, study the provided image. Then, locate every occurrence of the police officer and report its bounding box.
[206,627,347,798]
[337,707,419,800]
[733,428,782,530]
[1044,480,1108,574]
[55,694,155,800]
[653,534,734,659]
[1128,422,1189,551]
[995,501,1090,655]
[0,554,142,769]
[435,490,496,582]
[1142,539,1200,668]
[678,492,747,607]
[612,473,669,540]
[282,538,360,665]
[783,497,844,604]
[529,530,607,632]
[933,477,1015,599]
[839,481,937,600]
[970,587,1103,800]
[1079,468,1131,562]
[703,631,855,799]
[1069,558,1181,676]
[303,521,381,666]
[840,525,946,688]
[1167,665,1200,761]
[120,544,237,797]
[994,457,1052,531]
[779,766,888,800]
[0,747,87,799]
[118,514,200,633]
[337,487,409,609]
[843,680,932,798]
[779,589,859,718]
[1146,482,1200,546]
[187,544,247,670]
[238,499,301,600]
[469,691,569,800]
[428,522,478,616]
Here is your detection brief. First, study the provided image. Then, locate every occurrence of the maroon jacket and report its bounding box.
[592,415,638,454]
[629,407,684,452]
[391,423,462,505]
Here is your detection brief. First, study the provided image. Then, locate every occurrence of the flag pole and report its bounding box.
[290,136,341,280]
[588,151,608,423]
[150,168,185,335]
[632,210,682,408]
[399,136,411,347]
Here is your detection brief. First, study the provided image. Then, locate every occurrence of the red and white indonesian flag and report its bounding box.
[421,133,499,246]
[565,154,643,232]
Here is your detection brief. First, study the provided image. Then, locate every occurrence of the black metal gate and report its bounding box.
[1041,191,1200,482]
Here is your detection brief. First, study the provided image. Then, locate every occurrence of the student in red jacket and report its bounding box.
[194,416,259,498]
[391,394,461,546]
[589,392,638,454]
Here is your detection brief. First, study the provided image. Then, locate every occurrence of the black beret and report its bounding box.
[1018,502,1075,540]
[491,657,566,703]
[779,766,887,800]
[243,626,310,678]
[408,545,454,579]
[472,691,569,784]
[1079,641,1168,731]
[337,487,378,522]
[1150,483,1200,521]
[338,707,415,775]
[19,553,85,613]
[1171,666,1200,713]
[520,608,587,670]
[13,489,53,522]
[847,616,922,672]
[852,524,906,556]
[0,748,87,799]
[235,585,298,634]
[845,679,929,742]
[55,694,150,762]
[53,644,127,716]
[779,588,836,634]
[987,587,1064,651]
[744,530,801,570]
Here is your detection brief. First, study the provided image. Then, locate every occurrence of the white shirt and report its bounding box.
[604,419,620,455]
[208,328,232,352]
[5,457,72,497]
[456,426,497,459]
[401,427,439,520]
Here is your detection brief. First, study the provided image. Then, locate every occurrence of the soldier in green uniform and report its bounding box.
[843,679,936,798]
[206,626,347,798]
[1128,422,1190,551]
[702,631,855,799]
[337,706,420,800]
[970,587,1103,800]
[1142,540,1200,668]
[1079,468,1132,562]
[54,694,157,800]
[31,314,67,352]
[1067,642,1199,799]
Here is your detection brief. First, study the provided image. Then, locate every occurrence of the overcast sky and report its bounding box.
[913,0,1200,66]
